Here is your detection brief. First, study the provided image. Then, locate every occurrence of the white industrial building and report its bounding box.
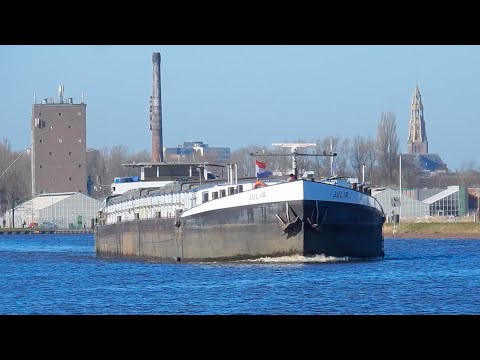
[372,188,429,222]
[373,185,468,222]
[3,192,102,229]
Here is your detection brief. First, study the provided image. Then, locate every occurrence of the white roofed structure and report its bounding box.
[3,192,102,229]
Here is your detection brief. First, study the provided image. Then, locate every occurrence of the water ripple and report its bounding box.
[1,235,479,314]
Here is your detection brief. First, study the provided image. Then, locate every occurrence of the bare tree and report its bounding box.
[0,139,32,224]
[459,159,477,173]
[269,145,292,175]
[0,138,13,211]
[230,145,270,177]
[0,142,13,216]
[1,157,31,226]
[314,137,338,178]
[350,135,377,182]
[129,150,150,164]
[336,137,352,177]
[86,146,150,199]
[0,138,12,169]
[376,112,400,186]
[364,137,377,185]
[310,138,325,178]
[350,136,368,181]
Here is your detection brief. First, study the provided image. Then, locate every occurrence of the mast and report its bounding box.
[250,143,337,179]
[271,143,315,178]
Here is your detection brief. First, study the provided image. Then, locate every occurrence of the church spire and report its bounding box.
[407,84,428,154]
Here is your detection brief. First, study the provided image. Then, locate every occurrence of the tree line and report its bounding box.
[2,112,480,215]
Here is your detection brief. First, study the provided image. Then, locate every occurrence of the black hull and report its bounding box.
[95,199,384,261]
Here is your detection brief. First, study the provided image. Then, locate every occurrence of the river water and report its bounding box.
[0,234,479,314]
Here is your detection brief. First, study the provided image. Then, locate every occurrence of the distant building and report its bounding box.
[3,192,101,229]
[164,141,230,163]
[423,185,468,217]
[402,153,448,176]
[373,188,429,221]
[407,85,428,155]
[31,86,87,195]
[403,85,447,175]
[373,185,468,220]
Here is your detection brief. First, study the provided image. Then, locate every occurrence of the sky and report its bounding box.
[1,45,479,171]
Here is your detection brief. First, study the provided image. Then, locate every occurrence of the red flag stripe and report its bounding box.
[255,160,266,168]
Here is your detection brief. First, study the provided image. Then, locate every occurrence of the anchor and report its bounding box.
[306,202,327,231]
[276,202,303,238]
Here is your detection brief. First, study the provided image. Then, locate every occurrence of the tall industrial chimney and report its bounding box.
[150,52,164,162]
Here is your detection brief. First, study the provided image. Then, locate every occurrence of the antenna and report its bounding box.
[272,143,316,178]
[251,143,337,179]
[272,143,316,153]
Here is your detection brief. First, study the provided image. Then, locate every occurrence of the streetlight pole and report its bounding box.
[399,155,402,224]
[362,164,365,183]
[330,137,334,177]
[477,188,479,223]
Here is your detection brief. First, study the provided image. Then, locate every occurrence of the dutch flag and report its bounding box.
[256,160,272,178]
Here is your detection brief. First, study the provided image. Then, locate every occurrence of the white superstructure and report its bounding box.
[100,176,381,225]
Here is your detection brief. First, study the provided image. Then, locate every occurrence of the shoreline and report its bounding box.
[1,224,478,239]
[383,222,480,239]
[0,228,93,235]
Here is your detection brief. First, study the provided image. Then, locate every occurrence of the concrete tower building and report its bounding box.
[407,84,429,154]
[31,86,87,196]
